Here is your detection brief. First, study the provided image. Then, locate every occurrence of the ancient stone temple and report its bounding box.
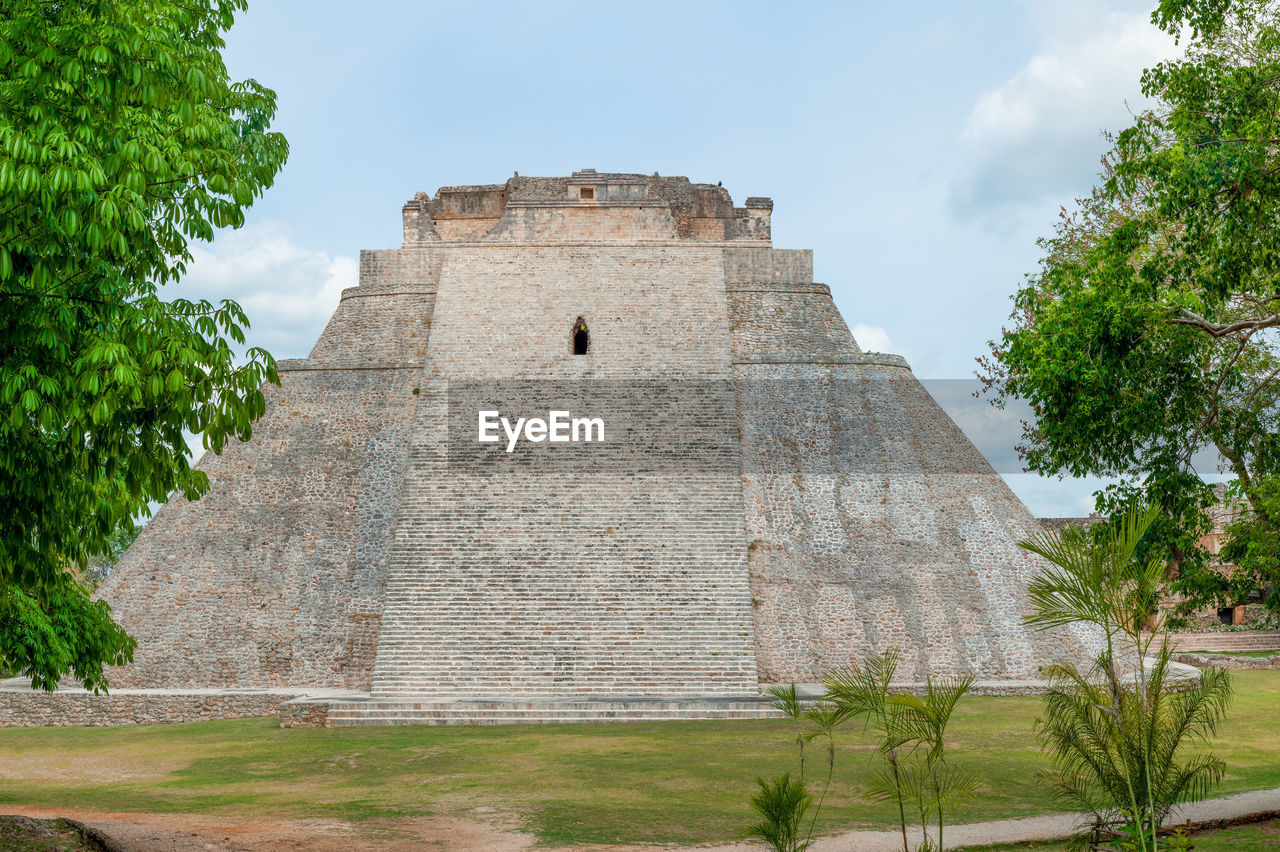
[74,170,1096,725]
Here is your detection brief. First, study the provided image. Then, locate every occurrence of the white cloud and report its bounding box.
[949,7,1180,226]
[1001,473,1111,518]
[853,323,894,353]
[165,221,355,360]
[159,223,355,467]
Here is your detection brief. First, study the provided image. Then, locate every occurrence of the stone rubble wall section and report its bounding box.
[357,247,442,294]
[728,276,1099,682]
[1174,652,1280,670]
[307,290,436,365]
[402,173,772,244]
[0,692,287,727]
[723,247,812,285]
[96,364,419,689]
[728,283,862,360]
[421,245,743,377]
[486,204,682,242]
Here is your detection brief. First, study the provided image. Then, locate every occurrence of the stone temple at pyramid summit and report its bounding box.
[3,170,1100,727]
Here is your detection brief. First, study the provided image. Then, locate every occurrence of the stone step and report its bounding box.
[367,393,759,698]
[1166,632,1280,651]
[288,697,783,727]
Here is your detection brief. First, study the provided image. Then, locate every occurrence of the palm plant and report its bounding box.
[1020,503,1233,851]
[824,649,976,851]
[802,699,851,847]
[823,649,911,851]
[767,683,806,781]
[887,675,979,851]
[746,772,813,852]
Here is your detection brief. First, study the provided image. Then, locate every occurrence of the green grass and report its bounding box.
[962,817,1280,851]
[0,671,1276,846]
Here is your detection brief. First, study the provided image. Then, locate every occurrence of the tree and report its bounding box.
[1020,506,1232,852]
[980,0,1280,619]
[0,0,287,690]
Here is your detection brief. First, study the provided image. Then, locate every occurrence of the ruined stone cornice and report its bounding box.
[732,354,912,370]
[398,240,772,248]
[337,289,437,301]
[276,359,419,372]
[725,283,830,294]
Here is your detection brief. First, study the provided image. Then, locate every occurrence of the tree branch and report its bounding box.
[1167,308,1280,338]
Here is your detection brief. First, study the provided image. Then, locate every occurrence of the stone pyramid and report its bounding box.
[96,171,1097,714]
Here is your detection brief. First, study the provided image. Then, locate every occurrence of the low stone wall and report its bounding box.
[1174,652,1280,670]
[0,690,290,727]
[280,699,329,728]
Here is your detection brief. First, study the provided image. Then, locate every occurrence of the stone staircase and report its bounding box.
[1166,631,1280,652]
[367,379,760,703]
[294,695,781,726]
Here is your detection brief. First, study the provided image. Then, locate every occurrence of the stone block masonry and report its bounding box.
[45,170,1104,727]
[369,240,759,697]
[97,364,419,690]
[0,688,292,727]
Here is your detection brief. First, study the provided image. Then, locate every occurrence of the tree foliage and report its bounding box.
[0,573,134,693]
[81,523,141,591]
[0,0,286,689]
[980,0,1280,618]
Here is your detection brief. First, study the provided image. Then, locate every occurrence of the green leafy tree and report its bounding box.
[0,573,134,692]
[979,0,1280,619]
[1021,505,1232,851]
[0,0,287,690]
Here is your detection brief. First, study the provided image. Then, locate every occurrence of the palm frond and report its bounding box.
[767,683,803,720]
[821,648,900,727]
[745,773,813,852]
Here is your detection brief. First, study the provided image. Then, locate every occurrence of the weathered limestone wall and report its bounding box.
[400,172,774,245]
[729,282,861,361]
[308,290,435,364]
[486,203,682,242]
[0,690,288,727]
[729,280,1097,682]
[723,247,812,285]
[356,248,442,293]
[98,364,419,689]
[370,243,760,697]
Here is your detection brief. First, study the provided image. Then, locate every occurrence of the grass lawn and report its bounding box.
[0,670,1275,847]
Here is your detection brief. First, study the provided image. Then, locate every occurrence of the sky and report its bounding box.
[172,0,1195,516]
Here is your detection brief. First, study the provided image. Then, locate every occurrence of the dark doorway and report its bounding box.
[572,317,589,355]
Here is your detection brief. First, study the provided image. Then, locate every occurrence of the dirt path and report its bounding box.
[4,807,537,851]
[7,786,1280,850]
[702,785,1280,851]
